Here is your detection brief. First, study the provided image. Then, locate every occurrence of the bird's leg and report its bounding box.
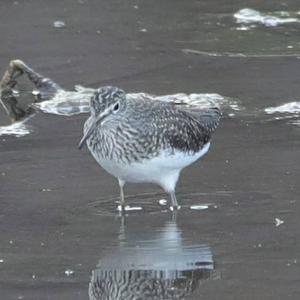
[118,178,126,212]
[169,191,181,211]
[171,209,178,222]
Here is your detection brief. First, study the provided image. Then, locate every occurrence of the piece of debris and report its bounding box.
[65,269,74,276]
[275,218,284,227]
[53,21,66,28]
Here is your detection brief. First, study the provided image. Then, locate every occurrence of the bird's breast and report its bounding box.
[87,143,211,184]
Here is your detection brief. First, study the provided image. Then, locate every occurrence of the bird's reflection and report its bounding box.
[89,217,218,300]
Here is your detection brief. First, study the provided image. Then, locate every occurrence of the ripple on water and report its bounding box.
[180,8,300,57]
[86,191,231,216]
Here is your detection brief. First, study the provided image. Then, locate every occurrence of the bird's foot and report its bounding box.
[117,204,126,213]
[117,204,143,213]
[169,205,181,211]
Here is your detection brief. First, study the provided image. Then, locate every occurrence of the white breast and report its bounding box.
[91,142,210,192]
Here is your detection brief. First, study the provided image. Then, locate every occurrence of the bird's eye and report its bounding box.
[113,102,120,113]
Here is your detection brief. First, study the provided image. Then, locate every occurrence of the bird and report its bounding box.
[78,86,221,211]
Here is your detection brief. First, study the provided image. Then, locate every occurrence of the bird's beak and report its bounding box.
[78,120,97,149]
[78,110,109,149]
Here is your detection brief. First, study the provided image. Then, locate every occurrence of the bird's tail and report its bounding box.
[197,107,221,132]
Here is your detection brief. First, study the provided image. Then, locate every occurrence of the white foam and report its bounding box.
[234,8,299,27]
[0,120,30,137]
[33,85,94,116]
[117,205,143,212]
[34,85,240,116]
[265,102,300,114]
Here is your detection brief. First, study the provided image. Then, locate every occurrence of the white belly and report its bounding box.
[91,143,210,191]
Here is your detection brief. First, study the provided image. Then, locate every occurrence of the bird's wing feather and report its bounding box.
[178,106,221,133]
[127,99,221,154]
[150,102,220,153]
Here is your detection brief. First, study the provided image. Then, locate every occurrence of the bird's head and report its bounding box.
[78,86,126,149]
[90,86,126,117]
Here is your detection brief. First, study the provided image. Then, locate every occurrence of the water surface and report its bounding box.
[0,0,300,299]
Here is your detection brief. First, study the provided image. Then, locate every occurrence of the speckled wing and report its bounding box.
[163,105,221,153]
[121,99,220,160]
[179,106,221,134]
[127,99,221,154]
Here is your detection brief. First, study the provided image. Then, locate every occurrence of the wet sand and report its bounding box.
[1,1,300,299]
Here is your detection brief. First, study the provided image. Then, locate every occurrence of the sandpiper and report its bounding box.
[79,86,220,211]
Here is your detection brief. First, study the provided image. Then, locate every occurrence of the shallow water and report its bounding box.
[1,0,300,300]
